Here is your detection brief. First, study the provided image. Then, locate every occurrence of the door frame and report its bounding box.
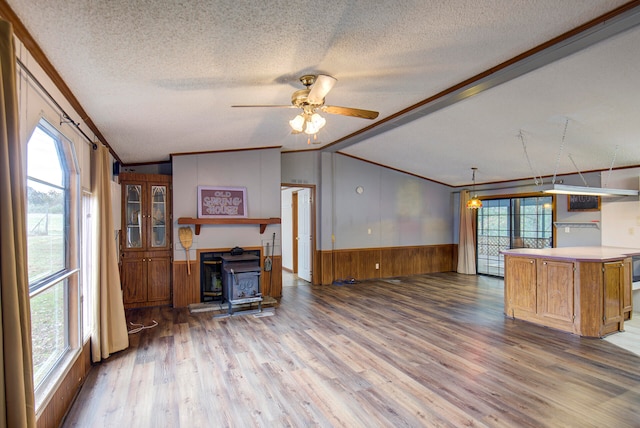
[292,191,298,273]
[282,183,316,284]
[476,193,555,277]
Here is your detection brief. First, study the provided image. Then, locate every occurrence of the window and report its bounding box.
[26,123,80,394]
[476,196,553,277]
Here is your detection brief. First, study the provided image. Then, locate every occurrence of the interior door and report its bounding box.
[297,188,312,282]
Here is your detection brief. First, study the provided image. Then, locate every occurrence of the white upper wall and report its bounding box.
[601,167,640,248]
[332,155,453,249]
[172,149,281,261]
[282,152,454,251]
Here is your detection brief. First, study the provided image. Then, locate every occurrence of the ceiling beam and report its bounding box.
[323,1,640,154]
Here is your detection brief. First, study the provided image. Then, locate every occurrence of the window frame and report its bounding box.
[476,195,554,277]
[81,190,94,341]
[26,119,82,406]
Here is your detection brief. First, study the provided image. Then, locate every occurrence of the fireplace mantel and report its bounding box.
[177,217,281,235]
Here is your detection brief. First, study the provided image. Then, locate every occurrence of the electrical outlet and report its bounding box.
[375,263,379,269]
[368,228,372,235]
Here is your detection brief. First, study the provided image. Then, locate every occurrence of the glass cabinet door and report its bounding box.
[125,184,142,249]
[150,185,167,248]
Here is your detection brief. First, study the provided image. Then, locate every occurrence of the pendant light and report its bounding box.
[467,167,482,209]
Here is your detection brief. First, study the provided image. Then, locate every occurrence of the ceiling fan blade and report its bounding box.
[231,105,296,108]
[307,74,337,104]
[322,105,379,120]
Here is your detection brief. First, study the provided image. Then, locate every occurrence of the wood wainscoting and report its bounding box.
[174,244,456,297]
[317,244,457,285]
[261,256,282,298]
[172,260,199,308]
[36,341,92,428]
[172,248,283,308]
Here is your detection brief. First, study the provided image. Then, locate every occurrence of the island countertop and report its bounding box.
[501,246,640,263]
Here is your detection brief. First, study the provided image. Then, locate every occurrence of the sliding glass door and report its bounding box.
[476,196,553,276]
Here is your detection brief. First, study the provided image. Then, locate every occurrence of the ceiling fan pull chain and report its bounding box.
[552,118,569,184]
[519,130,541,186]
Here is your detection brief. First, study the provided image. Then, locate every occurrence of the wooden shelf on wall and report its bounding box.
[177,217,281,235]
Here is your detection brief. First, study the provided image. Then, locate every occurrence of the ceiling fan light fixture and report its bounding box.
[303,122,319,135]
[236,73,378,137]
[303,113,326,135]
[311,112,326,128]
[289,114,305,132]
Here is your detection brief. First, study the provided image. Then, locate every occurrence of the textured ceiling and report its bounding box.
[5,0,640,186]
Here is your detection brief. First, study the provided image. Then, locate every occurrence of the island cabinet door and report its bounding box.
[505,256,537,317]
[537,259,575,327]
[602,261,624,335]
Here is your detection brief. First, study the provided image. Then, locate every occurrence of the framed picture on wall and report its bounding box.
[567,194,600,211]
[198,186,248,218]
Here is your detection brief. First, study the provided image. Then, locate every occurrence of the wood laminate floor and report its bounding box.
[62,273,640,427]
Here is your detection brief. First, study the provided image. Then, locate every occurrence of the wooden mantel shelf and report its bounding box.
[177,217,281,235]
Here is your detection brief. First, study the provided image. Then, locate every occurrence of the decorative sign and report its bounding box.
[198,186,248,218]
[567,195,600,212]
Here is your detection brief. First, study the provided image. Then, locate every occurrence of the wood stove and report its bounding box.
[200,249,261,307]
[221,253,262,314]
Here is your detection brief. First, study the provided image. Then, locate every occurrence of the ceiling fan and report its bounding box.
[232,74,379,137]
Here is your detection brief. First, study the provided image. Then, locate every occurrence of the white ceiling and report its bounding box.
[5,0,640,186]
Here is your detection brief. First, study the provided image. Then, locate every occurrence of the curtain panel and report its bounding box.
[0,19,36,428]
[457,190,477,275]
[90,144,129,362]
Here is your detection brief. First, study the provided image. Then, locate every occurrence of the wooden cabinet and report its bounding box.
[504,248,635,337]
[505,257,576,333]
[119,173,172,308]
[121,252,171,305]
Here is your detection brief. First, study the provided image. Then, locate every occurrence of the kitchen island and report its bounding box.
[502,246,638,337]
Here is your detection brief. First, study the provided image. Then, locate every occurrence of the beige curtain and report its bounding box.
[0,19,37,428]
[90,144,128,362]
[457,190,477,275]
